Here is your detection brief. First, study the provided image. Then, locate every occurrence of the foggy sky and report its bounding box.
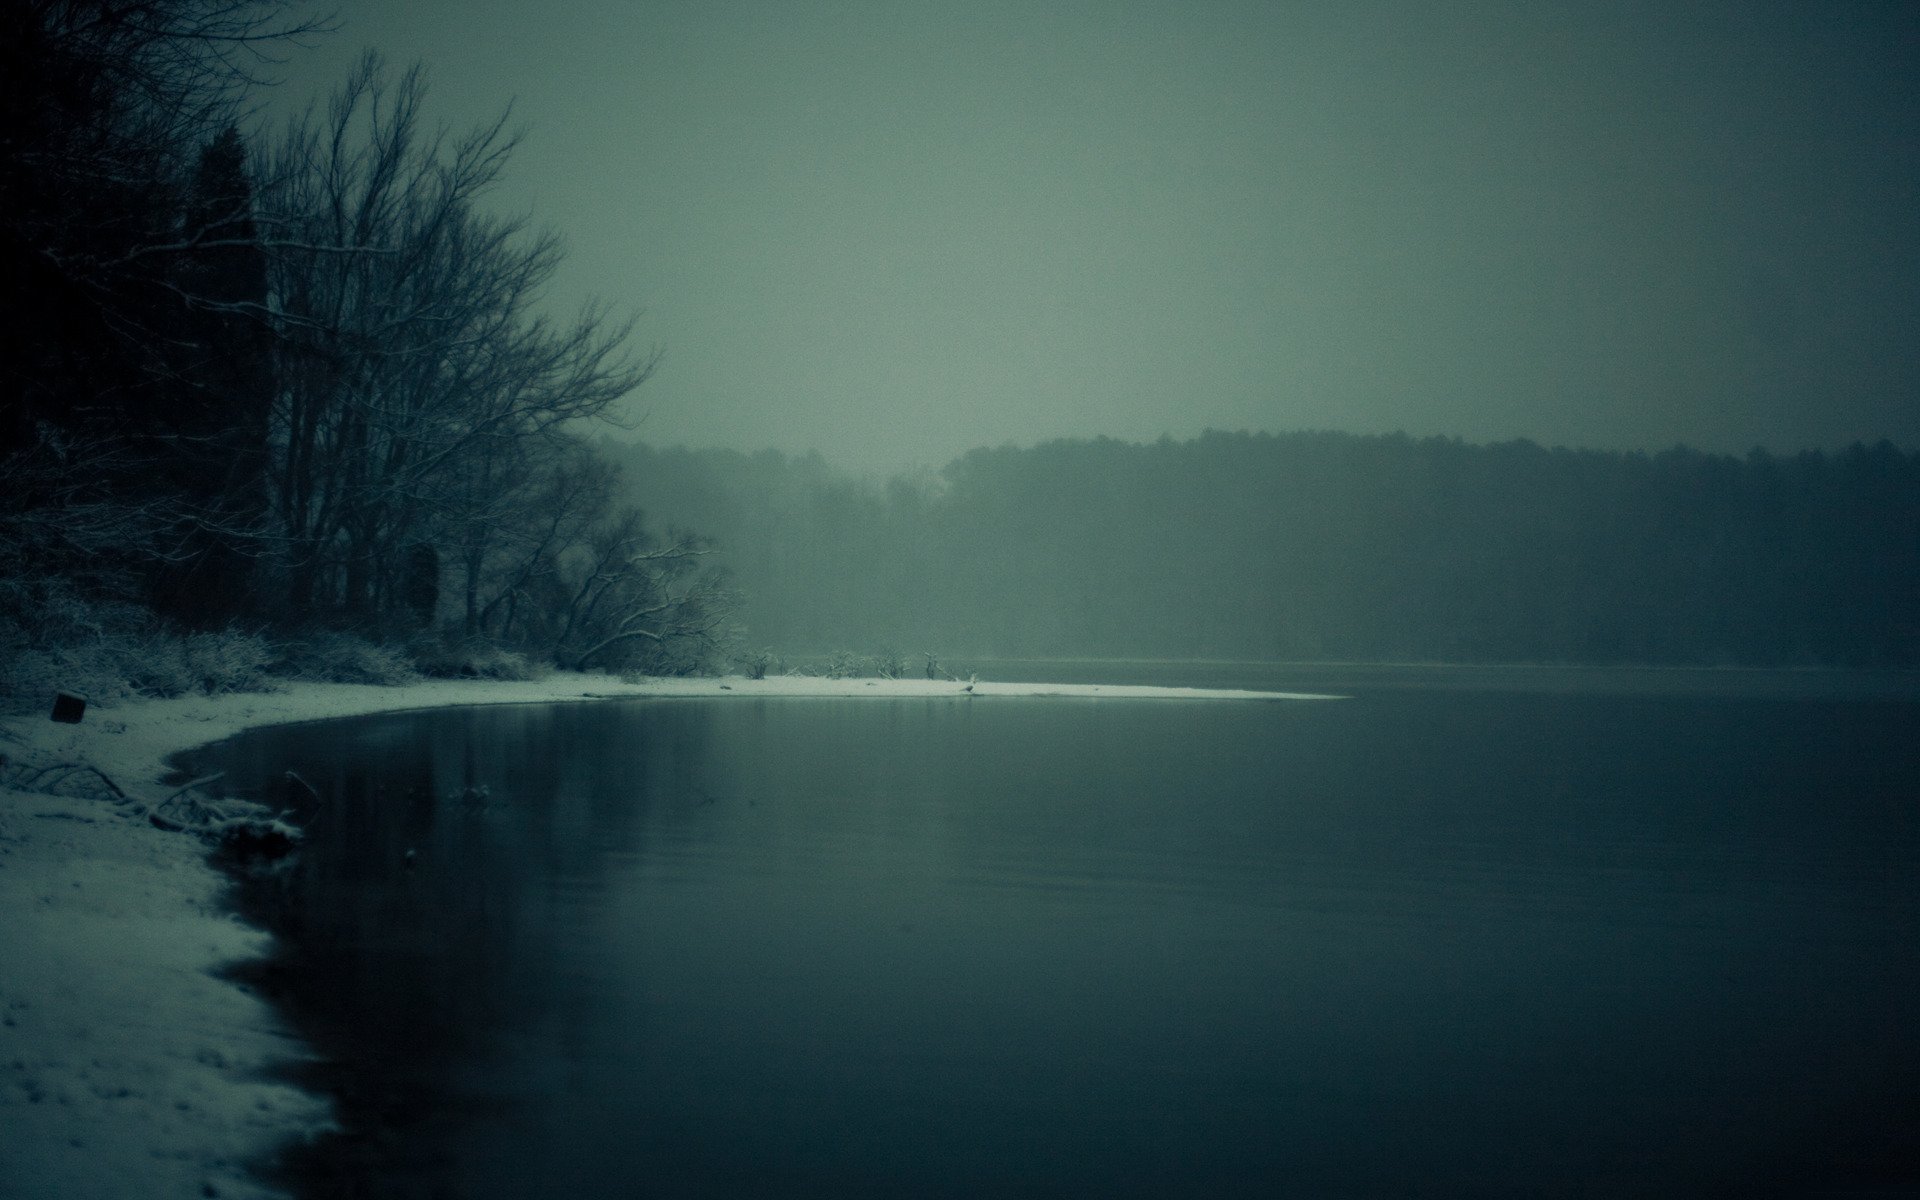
[270,0,1920,474]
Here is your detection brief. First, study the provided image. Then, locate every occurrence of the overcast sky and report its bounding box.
[270,0,1919,474]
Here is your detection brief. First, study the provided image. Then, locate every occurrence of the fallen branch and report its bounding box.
[3,754,302,854]
[284,770,322,808]
[159,772,226,810]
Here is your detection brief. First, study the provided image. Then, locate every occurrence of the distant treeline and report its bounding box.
[610,432,1920,667]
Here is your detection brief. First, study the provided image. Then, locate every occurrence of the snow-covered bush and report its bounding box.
[273,632,419,685]
[0,594,276,709]
[0,644,134,712]
[616,633,724,679]
[821,649,865,679]
[739,648,783,679]
[125,631,276,697]
[410,636,548,680]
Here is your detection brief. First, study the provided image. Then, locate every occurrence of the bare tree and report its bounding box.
[450,435,614,640]
[436,435,736,673]
[540,505,734,673]
[259,53,654,623]
[4,18,733,673]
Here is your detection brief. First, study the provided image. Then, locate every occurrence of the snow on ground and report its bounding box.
[0,671,1334,1197]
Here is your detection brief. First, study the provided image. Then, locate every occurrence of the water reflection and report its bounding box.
[197,681,1920,1198]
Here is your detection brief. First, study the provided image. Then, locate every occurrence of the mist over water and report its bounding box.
[610,434,1920,668]
[203,666,1920,1197]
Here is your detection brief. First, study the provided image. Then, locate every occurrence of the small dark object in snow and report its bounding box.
[50,693,86,724]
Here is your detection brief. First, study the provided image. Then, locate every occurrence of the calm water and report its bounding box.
[195,665,1920,1198]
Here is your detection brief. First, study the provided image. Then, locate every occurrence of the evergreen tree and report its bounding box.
[147,125,276,623]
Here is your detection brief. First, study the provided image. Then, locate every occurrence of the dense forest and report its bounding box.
[1,2,726,708]
[609,432,1920,667]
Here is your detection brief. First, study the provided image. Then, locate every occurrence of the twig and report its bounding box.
[284,770,322,808]
[13,762,132,803]
[159,772,226,810]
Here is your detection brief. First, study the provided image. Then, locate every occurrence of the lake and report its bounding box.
[194,664,1920,1198]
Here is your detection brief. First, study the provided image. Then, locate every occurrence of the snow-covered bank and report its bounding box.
[0,671,1334,1197]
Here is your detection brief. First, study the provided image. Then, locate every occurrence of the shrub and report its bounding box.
[273,631,420,685]
[0,644,133,713]
[187,632,273,693]
[822,649,865,679]
[740,648,783,680]
[0,617,276,711]
[410,636,548,681]
[127,630,275,697]
[616,635,722,680]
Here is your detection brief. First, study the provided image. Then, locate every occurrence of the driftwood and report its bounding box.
[159,772,226,810]
[150,771,238,831]
[2,754,303,858]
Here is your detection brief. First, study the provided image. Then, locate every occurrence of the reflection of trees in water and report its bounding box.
[189,694,1920,1197]
[208,701,717,1181]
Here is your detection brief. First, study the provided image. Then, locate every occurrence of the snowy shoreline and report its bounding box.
[0,672,1334,1197]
